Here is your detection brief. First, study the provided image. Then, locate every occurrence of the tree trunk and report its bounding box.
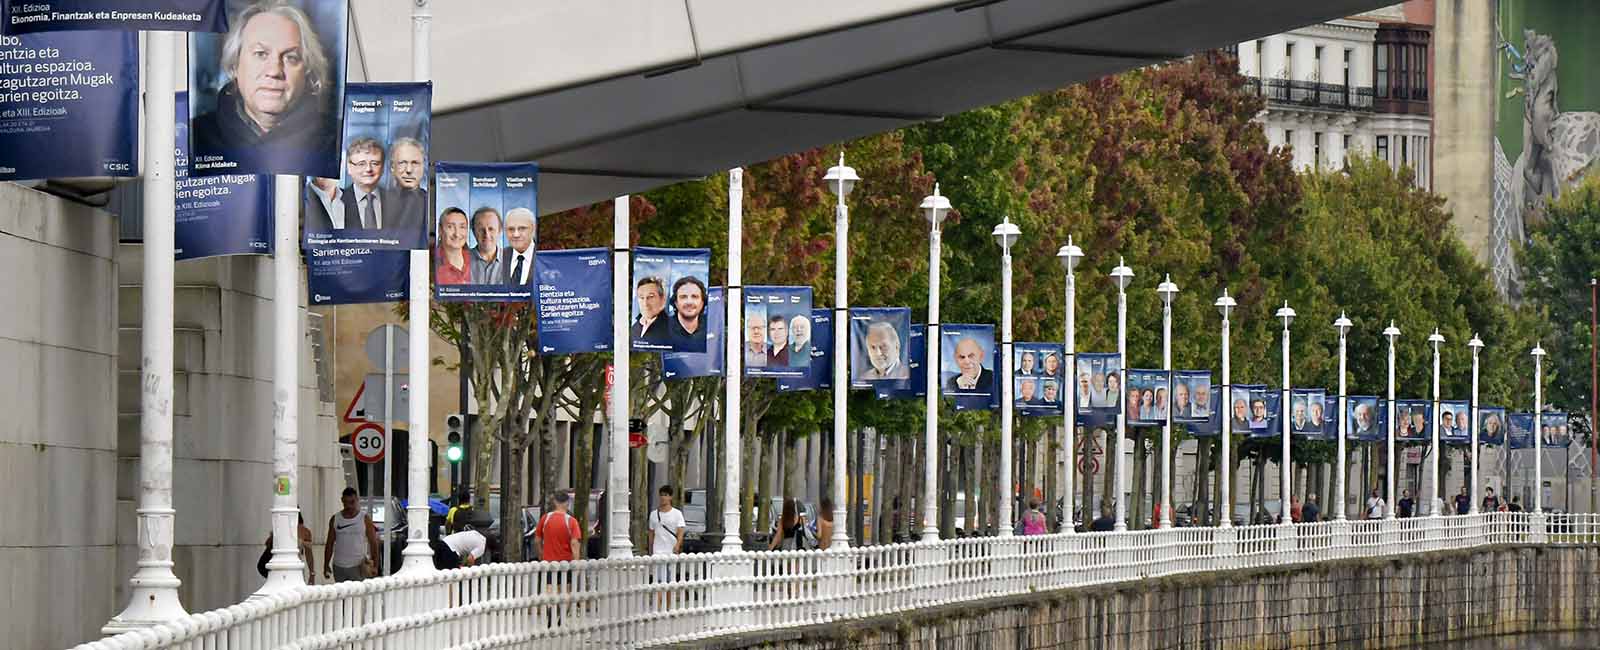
[784,432,803,500]
[1044,430,1058,529]
[631,445,649,551]
[739,418,759,540]
[1131,430,1147,529]
[755,431,775,538]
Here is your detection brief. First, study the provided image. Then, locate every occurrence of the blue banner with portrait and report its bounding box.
[778,308,830,392]
[305,82,430,251]
[433,161,538,302]
[742,286,813,378]
[305,82,432,305]
[1074,353,1122,415]
[952,342,1000,412]
[188,0,346,177]
[1186,386,1223,437]
[0,30,136,181]
[1124,369,1168,426]
[849,307,911,386]
[174,91,271,259]
[1540,412,1571,449]
[1438,400,1470,445]
[662,287,725,380]
[875,325,925,400]
[631,247,711,353]
[939,324,994,399]
[1346,396,1382,442]
[1319,395,1339,441]
[1507,413,1534,450]
[1392,399,1429,442]
[1289,388,1326,437]
[1479,406,1507,446]
[1171,371,1213,424]
[1014,342,1064,417]
[534,248,610,355]
[2,0,226,33]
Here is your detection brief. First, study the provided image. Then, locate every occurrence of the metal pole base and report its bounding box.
[103,568,186,636]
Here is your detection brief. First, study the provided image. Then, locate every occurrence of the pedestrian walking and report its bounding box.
[1454,486,1471,515]
[1021,500,1048,535]
[533,491,584,562]
[1398,489,1416,518]
[324,487,381,582]
[1301,494,1320,523]
[1482,486,1502,512]
[257,513,315,583]
[1365,489,1386,520]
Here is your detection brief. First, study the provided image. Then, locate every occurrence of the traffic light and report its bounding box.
[445,414,464,463]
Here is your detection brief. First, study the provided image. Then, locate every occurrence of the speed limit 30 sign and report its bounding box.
[352,422,386,464]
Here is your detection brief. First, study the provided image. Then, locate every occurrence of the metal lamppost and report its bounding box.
[1157,276,1179,528]
[824,154,859,547]
[1532,343,1546,514]
[993,217,1021,536]
[1468,334,1483,515]
[1384,322,1401,519]
[1216,290,1237,528]
[1275,303,1296,525]
[721,169,745,553]
[1111,259,1135,531]
[1428,329,1444,517]
[920,186,950,542]
[1334,313,1352,521]
[1056,239,1084,533]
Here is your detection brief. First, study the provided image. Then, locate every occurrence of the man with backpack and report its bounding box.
[533,491,583,562]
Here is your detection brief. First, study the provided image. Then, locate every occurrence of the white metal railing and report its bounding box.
[75,512,1599,650]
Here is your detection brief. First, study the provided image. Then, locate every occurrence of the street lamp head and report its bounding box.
[1427,328,1444,348]
[1056,236,1084,272]
[991,215,1021,250]
[1214,289,1236,319]
[1468,334,1484,352]
[1333,312,1352,336]
[1156,274,1179,306]
[920,183,951,227]
[1383,321,1401,342]
[1110,257,1134,291]
[1531,343,1546,358]
[823,152,859,198]
[1275,301,1295,329]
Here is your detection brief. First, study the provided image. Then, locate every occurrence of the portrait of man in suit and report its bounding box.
[500,208,536,286]
[633,277,670,344]
[1019,351,1037,376]
[863,322,909,380]
[343,137,387,229]
[1192,382,1212,418]
[946,337,993,393]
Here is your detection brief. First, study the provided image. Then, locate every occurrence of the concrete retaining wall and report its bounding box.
[696,545,1600,650]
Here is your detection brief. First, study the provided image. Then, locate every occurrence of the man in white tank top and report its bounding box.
[323,487,381,582]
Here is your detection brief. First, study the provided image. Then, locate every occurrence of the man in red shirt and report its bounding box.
[533,491,583,562]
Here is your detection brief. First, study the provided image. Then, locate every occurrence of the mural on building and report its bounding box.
[1492,0,1600,298]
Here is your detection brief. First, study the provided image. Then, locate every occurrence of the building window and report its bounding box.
[1313,132,1323,169]
[1284,129,1294,150]
[1413,44,1427,100]
[1284,42,1294,78]
[1375,46,1389,98]
[1377,135,1389,161]
[1400,135,1408,166]
[1313,45,1323,80]
[1255,40,1263,72]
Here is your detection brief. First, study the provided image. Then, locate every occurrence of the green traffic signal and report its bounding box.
[446,431,463,463]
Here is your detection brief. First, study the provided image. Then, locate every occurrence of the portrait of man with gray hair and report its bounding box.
[192,0,341,174]
[862,321,909,380]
